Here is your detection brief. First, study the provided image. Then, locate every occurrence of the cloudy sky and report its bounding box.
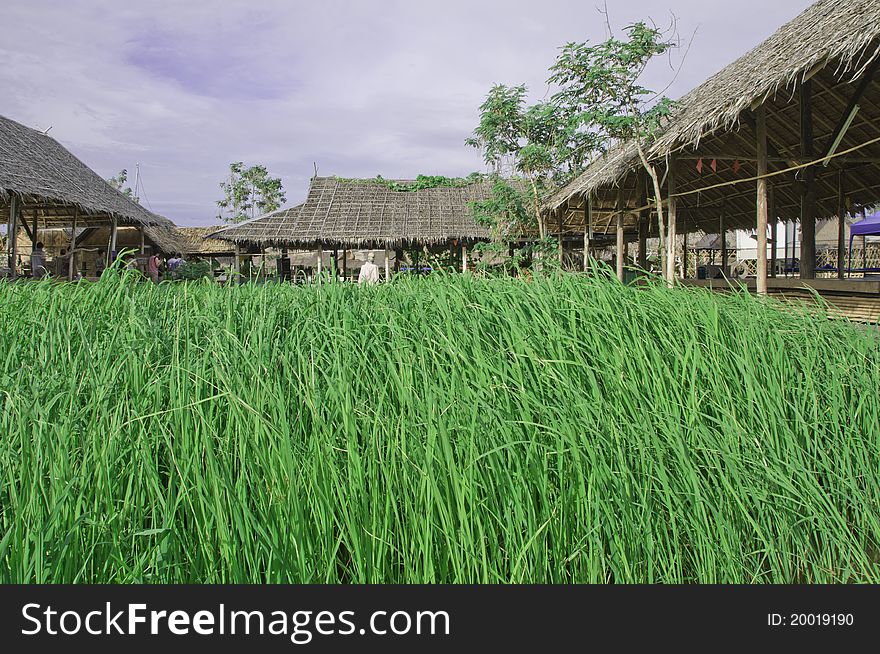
[2,0,813,226]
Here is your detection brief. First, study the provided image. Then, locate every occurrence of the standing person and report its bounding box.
[30,242,49,279]
[147,252,161,284]
[357,252,380,284]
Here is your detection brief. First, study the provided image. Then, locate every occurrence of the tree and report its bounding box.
[548,22,677,279]
[466,85,596,259]
[217,162,286,224]
[108,169,136,200]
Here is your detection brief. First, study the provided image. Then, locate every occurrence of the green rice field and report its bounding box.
[0,270,878,583]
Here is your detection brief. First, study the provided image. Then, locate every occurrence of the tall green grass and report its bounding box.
[0,270,878,583]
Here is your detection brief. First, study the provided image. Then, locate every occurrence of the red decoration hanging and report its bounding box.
[710,159,717,173]
[733,159,741,175]
[696,158,703,173]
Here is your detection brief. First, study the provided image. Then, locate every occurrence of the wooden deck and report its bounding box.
[680,278,880,324]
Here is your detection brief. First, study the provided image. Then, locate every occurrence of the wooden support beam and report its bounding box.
[769,185,777,278]
[837,172,846,279]
[821,57,880,164]
[682,211,688,279]
[800,79,817,279]
[69,208,78,281]
[233,242,240,282]
[385,248,391,280]
[109,217,118,261]
[756,104,769,295]
[342,249,348,281]
[583,195,592,271]
[32,208,38,247]
[139,227,145,255]
[667,155,677,283]
[720,203,728,276]
[638,171,648,270]
[558,209,564,266]
[616,186,625,282]
[9,195,19,279]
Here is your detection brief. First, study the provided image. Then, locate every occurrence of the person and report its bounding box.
[147,252,161,283]
[95,251,106,277]
[357,252,380,284]
[30,242,49,279]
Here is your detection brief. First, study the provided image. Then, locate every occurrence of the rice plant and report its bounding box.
[0,269,878,583]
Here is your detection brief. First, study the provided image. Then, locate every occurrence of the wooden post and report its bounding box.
[8,195,18,279]
[461,244,467,273]
[800,79,816,279]
[342,248,348,281]
[667,155,677,283]
[682,210,688,279]
[109,216,118,262]
[384,248,391,280]
[558,210,564,266]
[583,195,592,271]
[616,186,625,283]
[720,203,728,276]
[770,186,777,278]
[69,208,78,281]
[233,242,240,283]
[638,172,648,270]
[332,248,339,281]
[837,172,846,279]
[756,104,769,296]
[316,246,323,282]
[139,227,145,255]
[31,208,38,246]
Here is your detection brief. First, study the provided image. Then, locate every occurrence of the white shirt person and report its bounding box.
[358,252,380,284]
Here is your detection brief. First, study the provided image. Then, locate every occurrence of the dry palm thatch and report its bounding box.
[171,226,236,256]
[0,114,172,228]
[209,177,495,248]
[547,0,880,235]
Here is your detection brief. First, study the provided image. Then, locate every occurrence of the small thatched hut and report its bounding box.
[1,113,172,278]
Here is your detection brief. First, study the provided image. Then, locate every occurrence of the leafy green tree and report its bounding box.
[217,162,286,224]
[108,169,136,200]
[548,22,677,278]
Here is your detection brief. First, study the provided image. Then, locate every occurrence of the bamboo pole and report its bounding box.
[8,195,18,279]
[667,155,677,283]
[558,209,564,266]
[837,172,846,279]
[616,186,625,283]
[682,211,688,279]
[233,243,240,283]
[770,186,777,278]
[800,79,817,279]
[69,208,78,281]
[109,216,118,262]
[720,203,728,276]
[756,104,769,296]
[384,248,391,281]
[316,246,322,282]
[583,195,592,271]
[638,172,648,271]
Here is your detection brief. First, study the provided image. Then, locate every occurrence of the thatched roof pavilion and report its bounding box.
[209,176,494,249]
[1,113,174,278]
[1,115,171,229]
[545,0,880,286]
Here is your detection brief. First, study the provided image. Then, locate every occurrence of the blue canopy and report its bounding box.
[850,211,880,237]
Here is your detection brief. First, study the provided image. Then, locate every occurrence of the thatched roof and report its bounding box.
[547,0,880,235]
[0,114,172,228]
[172,226,235,256]
[210,177,494,247]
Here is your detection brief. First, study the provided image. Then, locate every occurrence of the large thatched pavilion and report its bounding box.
[545,0,880,307]
[1,114,173,279]
[210,176,496,280]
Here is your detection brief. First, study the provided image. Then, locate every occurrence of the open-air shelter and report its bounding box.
[1,114,173,279]
[210,176,497,280]
[545,0,880,301]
